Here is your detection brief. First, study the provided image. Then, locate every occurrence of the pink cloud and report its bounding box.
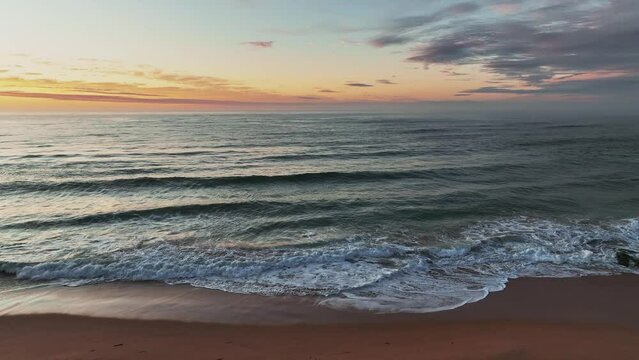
[242,41,274,48]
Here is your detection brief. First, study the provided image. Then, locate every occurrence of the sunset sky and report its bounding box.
[1,0,638,112]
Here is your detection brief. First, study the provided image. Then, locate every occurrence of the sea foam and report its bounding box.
[3,217,637,313]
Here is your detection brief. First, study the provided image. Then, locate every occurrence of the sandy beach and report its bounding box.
[2,275,639,359]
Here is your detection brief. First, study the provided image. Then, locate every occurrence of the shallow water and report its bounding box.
[1,113,638,312]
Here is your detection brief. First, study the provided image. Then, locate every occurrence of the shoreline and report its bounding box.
[2,275,639,359]
[1,274,639,326]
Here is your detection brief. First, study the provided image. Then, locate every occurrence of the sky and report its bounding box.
[1,0,638,113]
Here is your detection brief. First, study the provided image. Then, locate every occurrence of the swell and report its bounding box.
[252,149,415,162]
[0,171,419,193]
[544,124,601,129]
[7,149,416,165]
[0,199,373,230]
[514,134,637,147]
[2,174,636,230]
[0,164,529,193]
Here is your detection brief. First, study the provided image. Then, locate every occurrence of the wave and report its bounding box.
[0,194,536,230]
[403,128,450,134]
[2,217,637,313]
[0,171,418,193]
[0,199,369,230]
[9,149,231,160]
[0,164,529,193]
[544,124,600,129]
[514,135,636,147]
[253,150,415,162]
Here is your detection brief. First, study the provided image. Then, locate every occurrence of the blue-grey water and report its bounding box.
[1,113,638,312]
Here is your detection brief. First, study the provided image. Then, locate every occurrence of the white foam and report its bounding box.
[5,217,639,313]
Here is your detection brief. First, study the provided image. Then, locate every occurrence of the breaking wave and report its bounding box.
[2,217,637,313]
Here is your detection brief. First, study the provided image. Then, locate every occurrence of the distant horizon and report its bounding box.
[3,99,639,118]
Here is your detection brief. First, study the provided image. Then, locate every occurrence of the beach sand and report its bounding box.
[1,275,639,359]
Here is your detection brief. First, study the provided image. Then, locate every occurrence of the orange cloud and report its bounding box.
[0,71,295,108]
[0,90,275,106]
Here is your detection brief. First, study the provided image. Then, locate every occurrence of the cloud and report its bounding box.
[0,90,268,106]
[242,41,274,48]
[459,74,639,96]
[129,69,231,88]
[0,70,291,106]
[388,2,480,32]
[372,0,639,96]
[69,88,165,97]
[369,2,481,47]
[296,96,323,100]
[376,79,397,85]
[318,89,338,93]
[441,69,468,77]
[345,82,374,87]
[459,86,538,95]
[370,35,415,48]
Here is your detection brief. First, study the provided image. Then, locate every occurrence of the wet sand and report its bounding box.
[1,275,639,359]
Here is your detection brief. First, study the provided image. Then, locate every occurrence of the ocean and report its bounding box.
[1,113,638,312]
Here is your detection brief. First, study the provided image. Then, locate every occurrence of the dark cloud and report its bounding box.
[297,96,322,100]
[370,34,415,48]
[373,0,639,96]
[241,41,274,48]
[346,82,374,87]
[460,75,639,96]
[459,86,538,95]
[318,89,338,93]
[377,79,397,85]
